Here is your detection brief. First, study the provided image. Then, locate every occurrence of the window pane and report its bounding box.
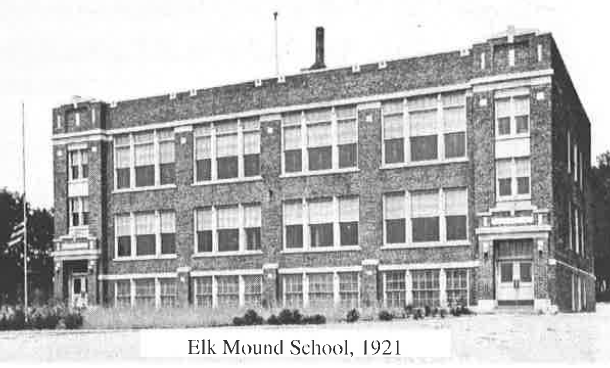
[159,141,174,164]
[445,188,467,215]
[412,217,440,242]
[136,234,156,256]
[383,114,403,139]
[308,273,334,308]
[117,236,131,257]
[195,136,211,159]
[340,222,358,246]
[117,168,131,189]
[410,135,437,161]
[444,132,465,158]
[197,231,213,252]
[307,123,332,147]
[286,225,303,248]
[382,100,403,115]
[194,277,213,308]
[305,108,331,123]
[309,199,333,223]
[412,270,440,308]
[338,143,357,168]
[135,143,154,166]
[408,95,436,110]
[338,119,357,144]
[444,107,465,132]
[411,191,439,217]
[160,163,175,185]
[244,275,262,307]
[135,166,154,187]
[196,159,211,181]
[384,138,404,164]
[339,197,359,222]
[310,223,333,247]
[385,271,406,309]
[244,154,260,177]
[339,272,359,309]
[496,98,511,117]
[386,219,406,244]
[217,206,238,228]
[308,146,332,171]
[115,147,130,168]
[218,229,239,251]
[135,279,155,307]
[516,116,529,134]
[217,156,238,179]
[520,262,532,282]
[446,215,467,241]
[500,263,513,282]
[216,134,238,157]
[284,150,302,172]
[284,274,303,308]
[284,201,303,224]
[499,178,512,196]
[161,234,175,254]
[284,126,301,150]
[217,276,239,308]
[243,131,260,154]
[517,177,530,195]
[245,227,261,250]
[496,159,512,178]
[410,110,437,136]
[497,117,511,135]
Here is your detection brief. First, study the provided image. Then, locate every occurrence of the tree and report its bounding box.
[592,151,610,295]
[0,188,54,305]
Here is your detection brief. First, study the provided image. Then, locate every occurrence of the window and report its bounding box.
[282,106,357,174]
[445,188,467,241]
[115,135,131,189]
[339,197,359,246]
[283,274,303,307]
[160,211,176,254]
[195,208,213,253]
[409,95,438,162]
[115,280,131,307]
[243,275,262,307]
[134,132,155,187]
[308,273,334,308]
[243,204,261,251]
[567,130,571,174]
[217,206,239,252]
[68,149,88,181]
[158,129,175,185]
[385,271,405,309]
[573,141,579,183]
[69,197,89,227]
[194,277,213,308]
[308,199,333,248]
[159,279,177,307]
[496,158,530,199]
[135,213,156,256]
[384,193,406,244]
[411,191,440,242]
[446,269,468,307]
[194,118,260,182]
[284,201,304,249]
[495,96,529,137]
[443,93,466,158]
[383,100,404,164]
[134,279,155,307]
[412,270,440,308]
[116,215,131,257]
[337,106,358,168]
[339,272,359,309]
[216,276,239,308]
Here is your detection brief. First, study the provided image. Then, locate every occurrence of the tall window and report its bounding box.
[339,272,359,309]
[115,280,131,307]
[411,191,440,243]
[283,274,303,307]
[115,135,131,189]
[409,95,438,161]
[283,112,303,173]
[159,279,177,307]
[496,158,530,199]
[196,208,213,253]
[134,279,155,307]
[69,197,89,227]
[446,269,468,306]
[412,270,440,307]
[495,95,529,137]
[382,100,404,164]
[385,271,406,309]
[217,206,239,252]
[135,212,156,256]
[244,204,261,251]
[116,215,131,257]
[194,277,213,308]
[216,276,239,308]
[134,132,155,187]
[284,201,304,249]
[445,188,467,241]
[158,129,175,185]
[194,118,260,183]
[384,193,406,244]
[308,199,333,248]
[115,211,175,259]
[339,197,359,246]
[308,273,334,308]
[195,204,262,254]
[68,149,88,181]
[442,93,466,158]
[307,119,332,171]
[243,275,262,307]
[160,211,176,254]
[336,106,358,168]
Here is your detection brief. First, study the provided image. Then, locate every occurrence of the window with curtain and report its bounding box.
[495,98,511,136]
[445,188,467,241]
[69,197,81,227]
[412,270,440,307]
[135,212,156,256]
[284,201,303,249]
[196,208,213,252]
[516,158,530,195]
[339,196,358,246]
[244,204,261,251]
[496,159,513,197]
[337,105,357,168]
[409,95,438,161]
[159,279,177,307]
[243,129,260,177]
[115,280,131,307]
[443,92,466,159]
[158,129,175,185]
[194,125,212,182]
[385,271,406,309]
[384,193,406,244]
[307,122,332,171]
[134,132,155,187]
[308,199,333,247]
[446,269,468,307]
[308,273,334,308]
[134,279,155,307]
[217,206,239,252]
[69,149,88,180]
[216,276,239,308]
[194,277,213,308]
[339,272,359,309]
[382,100,404,164]
[243,275,262,307]
[283,274,303,307]
[283,112,303,173]
[514,96,530,134]
[216,122,238,179]
[115,135,131,189]
[411,191,440,242]
[160,211,175,254]
[116,214,131,257]
[81,197,89,225]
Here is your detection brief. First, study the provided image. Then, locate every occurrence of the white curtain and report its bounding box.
[382,100,403,115]
[284,126,301,150]
[495,98,511,118]
[338,120,357,144]
[282,111,302,126]
[383,114,403,139]
[305,108,331,123]
[135,143,154,166]
[410,110,437,136]
[442,92,464,107]
[216,134,238,157]
[215,121,238,134]
[339,197,359,222]
[336,105,356,120]
[411,191,439,217]
[116,215,131,236]
[515,158,530,177]
[445,188,467,215]
[408,95,436,110]
[444,107,466,132]
[135,213,156,235]
[308,199,333,224]
[195,136,211,160]
[194,124,212,137]
[244,204,261,227]
[196,208,212,231]
[134,132,153,144]
[496,159,512,178]
[307,123,332,147]
[160,212,175,233]
[159,141,174,163]
[217,206,239,229]
[384,193,405,219]
[284,201,303,225]
[116,147,130,168]
[243,132,260,154]
[514,96,530,116]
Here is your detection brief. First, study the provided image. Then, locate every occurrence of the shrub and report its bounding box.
[302,314,326,325]
[278,309,303,325]
[404,304,413,316]
[378,310,393,321]
[413,308,424,320]
[242,309,264,325]
[440,309,447,318]
[10,308,26,330]
[30,307,61,330]
[266,314,280,325]
[232,317,245,326]
[431,307,439,317]
[63,312,84,330]
[424,306,431,317]
[346,309,359,323]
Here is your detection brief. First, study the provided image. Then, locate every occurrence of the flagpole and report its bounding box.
[22,101,28,312]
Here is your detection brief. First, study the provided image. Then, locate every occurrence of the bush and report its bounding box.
[378,310,393,321]
[431,307,439,317]
[30,307,61,329]
[424,306,431,317]
[302,314,326,325]
[278,309,302,325]
[243,309,264,325]
[62,312,84,330]
[440,308,447,318]
[346,309,359,323]
[413,308,424,320]
[266,314,280,325]
[404,304,413,316]
[232,317,245,326]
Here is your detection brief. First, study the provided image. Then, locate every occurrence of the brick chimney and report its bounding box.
[310,27,326,70]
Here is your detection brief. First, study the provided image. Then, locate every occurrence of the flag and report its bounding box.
[8,221,25,247]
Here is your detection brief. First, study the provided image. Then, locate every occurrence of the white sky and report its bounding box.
[1,0,608,209]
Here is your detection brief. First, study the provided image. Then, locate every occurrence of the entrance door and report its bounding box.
[70,274,88,308]
[497,261,534,305]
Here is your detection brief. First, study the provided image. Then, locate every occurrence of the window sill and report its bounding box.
[113,254,178,262]
[497,195,531,203]
[68,178,88,185]
[381,158,468,170]
[281,246,361,254]
[191,176,263,187]
[280,167,359,178]
[192,250,264,258]
[495,134,530,141]
[381,241,470,249]
[113,184,177,194]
